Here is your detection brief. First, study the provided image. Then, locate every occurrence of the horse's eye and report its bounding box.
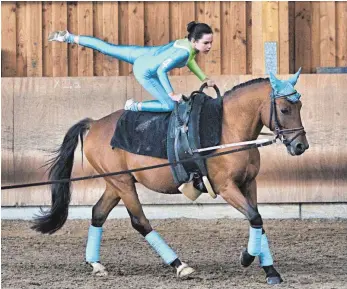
[280,108,290,114]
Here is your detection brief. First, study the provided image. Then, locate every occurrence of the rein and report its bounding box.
[269,90,306,146]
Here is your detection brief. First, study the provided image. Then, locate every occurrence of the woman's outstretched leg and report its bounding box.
[48,30,153,64]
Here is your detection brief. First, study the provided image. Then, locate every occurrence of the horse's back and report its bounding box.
[84,109,124,160]
[91,109,123,136]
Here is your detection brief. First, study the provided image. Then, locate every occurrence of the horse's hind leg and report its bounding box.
[86,183,121,276]
[220,179,282,285]
[120,183,195,278]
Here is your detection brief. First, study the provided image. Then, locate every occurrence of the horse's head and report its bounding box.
[261,68,309,156]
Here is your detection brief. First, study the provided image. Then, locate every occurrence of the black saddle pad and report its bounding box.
[111,111,170,158]
[110,95,222,159]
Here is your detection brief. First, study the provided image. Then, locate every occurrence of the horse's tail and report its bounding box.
[31,118,92,234]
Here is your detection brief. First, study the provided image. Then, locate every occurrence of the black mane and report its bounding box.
[224,78,269,98]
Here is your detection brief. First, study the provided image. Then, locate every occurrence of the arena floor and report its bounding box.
[2,218,347,289]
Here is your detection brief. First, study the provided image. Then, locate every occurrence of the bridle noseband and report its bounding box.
[269,90,306,146]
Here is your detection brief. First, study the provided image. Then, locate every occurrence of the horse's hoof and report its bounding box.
[263,265,283,285]
[89,262,108,277]
[94,270,108,277]
[240,249,255,267]
[266,276,283,285]
[177,262,195,278]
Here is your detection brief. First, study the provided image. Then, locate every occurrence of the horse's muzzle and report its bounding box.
[287,141,309,156]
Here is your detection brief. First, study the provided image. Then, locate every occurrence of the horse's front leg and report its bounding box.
[219,179,282,285]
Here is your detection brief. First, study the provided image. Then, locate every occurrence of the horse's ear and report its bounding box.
[288,67,302,86]
[269,72,281,92]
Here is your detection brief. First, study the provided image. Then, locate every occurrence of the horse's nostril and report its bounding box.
[296,143,304,152]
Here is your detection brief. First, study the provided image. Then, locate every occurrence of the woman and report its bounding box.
[49,21,215,112]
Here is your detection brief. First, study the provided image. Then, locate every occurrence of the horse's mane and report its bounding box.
[223,77,269,98]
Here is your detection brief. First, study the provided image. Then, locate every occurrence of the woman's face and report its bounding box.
[192,33,213,54]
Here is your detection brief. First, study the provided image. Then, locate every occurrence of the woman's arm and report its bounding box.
[187,59,207,82]
[156,50,190,95]
[188,59,216,87]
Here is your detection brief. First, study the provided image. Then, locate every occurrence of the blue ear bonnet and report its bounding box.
[274,81,301,103]
[269,68,302,103]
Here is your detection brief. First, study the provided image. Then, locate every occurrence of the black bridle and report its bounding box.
[269,90,306,146]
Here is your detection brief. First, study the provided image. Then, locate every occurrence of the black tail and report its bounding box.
[31,118,92,234]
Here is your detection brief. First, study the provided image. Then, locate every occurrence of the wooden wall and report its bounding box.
[2,1,346,77]
[295,1,347,73]
[1,74,347,206]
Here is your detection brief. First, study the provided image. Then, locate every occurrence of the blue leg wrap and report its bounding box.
[85,225,103,262]
[247,226,262,256]
[145,230,178,264]
[259,234,274,266]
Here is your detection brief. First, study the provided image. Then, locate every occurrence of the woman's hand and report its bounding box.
[169,92,183,102]
[204,78,215,87]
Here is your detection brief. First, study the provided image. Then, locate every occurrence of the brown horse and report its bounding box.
[32,71,308,284]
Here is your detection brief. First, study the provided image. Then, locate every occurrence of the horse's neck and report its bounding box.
[222,85,268,143]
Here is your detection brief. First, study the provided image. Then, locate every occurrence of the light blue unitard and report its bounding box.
[75,36,207,112]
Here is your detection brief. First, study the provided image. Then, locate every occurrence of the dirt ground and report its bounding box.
[1,218,347,289]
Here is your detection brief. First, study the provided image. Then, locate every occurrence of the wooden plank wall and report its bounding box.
[1,2,17,76]
[169,2,195,76]
[1,78,16,205]
[77,2,93,76]
[67,2,78,76]
[26,2,42,76]
[3,1,345,78]
[253,1,294,74]
[1,74,347,206]
[52,2,68,76]
[336,2,347,67]
[295,1,347,72]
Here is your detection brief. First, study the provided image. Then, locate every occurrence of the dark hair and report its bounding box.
[187,21,213,41]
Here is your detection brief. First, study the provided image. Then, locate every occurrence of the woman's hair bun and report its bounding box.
[187,21,198,33]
